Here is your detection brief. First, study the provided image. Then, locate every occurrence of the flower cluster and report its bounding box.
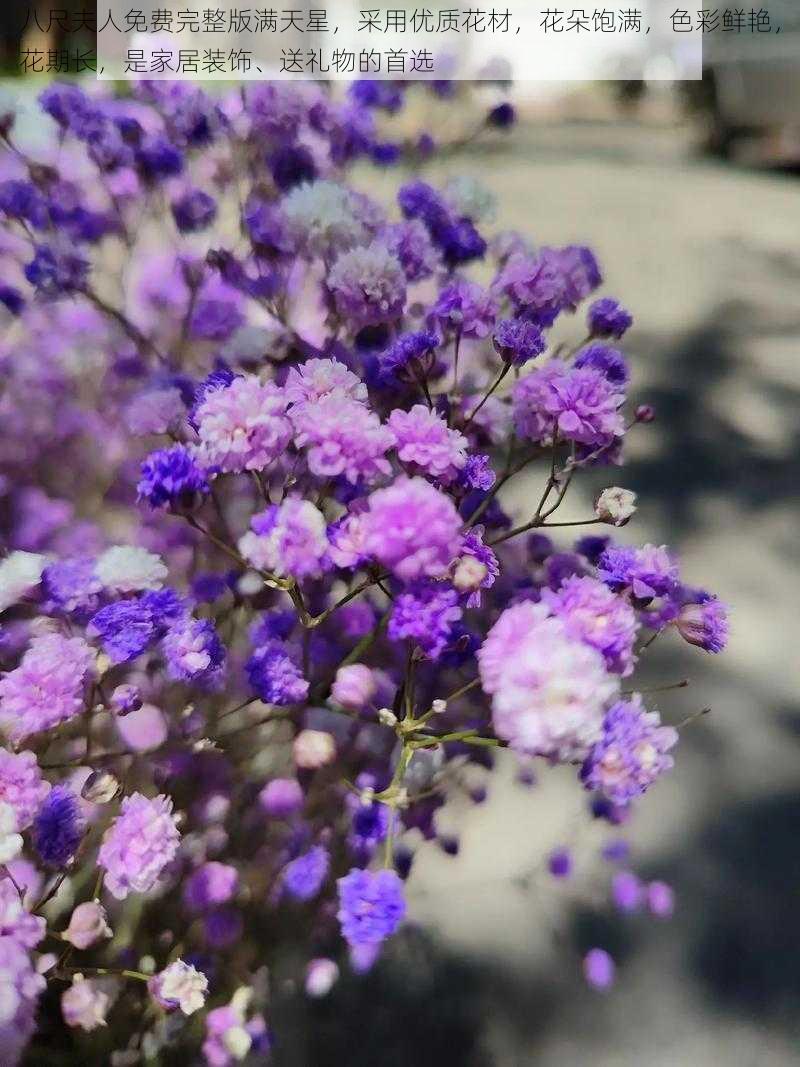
[0,78,727,1064]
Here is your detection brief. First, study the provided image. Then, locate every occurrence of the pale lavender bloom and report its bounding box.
[363,476,463,582]
[284,357,367,410]
[194,375,292,474]
[239,498,330,580]
[429,277,497,339]
[0,634,94,743]
[543,575,639,676]
[162,618,226,688]
[331,664,377,710]
[62,902,112,950]
[97,792,181,900]
[478,600,619,761]
[327,243,406,325]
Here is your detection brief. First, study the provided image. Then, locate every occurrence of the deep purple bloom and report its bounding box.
[388,581,463,660]
[0,181,49,228]
[337,868,406,947]
[0,284,24,315]
[246,641,309,705]
[269,144,317,190]
[486,102,516,129]
[25,244,89,296]
[42,557,103,620]
[597,544,679,602]
[137,445,211,510]
[493,317,546,365]
[171,188,217,233]
[574,344,630,390]
[282,846,330,901]
[137,135,184,179]
[32,786,84,867]
[587,297,633,339]
[378,331,438,384]
[89,598,159,664]
[548,847,572,878]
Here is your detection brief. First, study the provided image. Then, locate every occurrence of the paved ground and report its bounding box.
[301,118,800,1067]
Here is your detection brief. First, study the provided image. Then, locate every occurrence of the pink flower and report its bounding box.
[478,601,619,761]
[0,633,94,743]
[291,394,394,485]
[195,375,292,473]
[363,476,463,582]
[513,361,625,448]
[148,959,208,1015]
[61,977,109,1031]
[388,404,468,484]
[62,901,112,950]
[97,792,181,900]
[331,664,376,710]
[238,498,330,581]
[284,357,367,409]
[0,750,49,831]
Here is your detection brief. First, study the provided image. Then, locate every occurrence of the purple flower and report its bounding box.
[597,544,679,602]
[486,102,516,128]
[259,778,304,818]
[381,220,439,281]
[452,528,499,607]
[137,135,184,179]
[171,188,218,233]
[581,696,678,806]
[587,297,633,339]
[162,618,226,688]
[137,445,210,510]
[388,404,467,484]
[337,867,406,947]
[583,948,615,990]
[25,244,89,297]
[246,640,309,705]
[543,575,639,676]
[183,862,239,911]
[675,590,729,653]
[282,846,330,901]
[574,344,630,390]
[269,144,317,190]
[378,331,438,384]
[42,557,103,620]
[429,277,497,339]
[493,246,601,326]
[98,792,181,900]
[513,362,625,448]
[389,580,463,660]
[459,453,497,492]
[363,476,463,582]
[327,243,406,326]
[32,786,84,867]
[89,598,158,664]
[493,317,546,366]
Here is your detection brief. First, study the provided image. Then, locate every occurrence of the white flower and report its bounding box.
[61,976,110,1031]
[0,552,48,613]
[293,729,336,769]
[94,546,168,593]
[444,175,497,222]
[595,487,637,527]
[0,802,22,864]
[151,960,208,1015]
[282,180,374,254]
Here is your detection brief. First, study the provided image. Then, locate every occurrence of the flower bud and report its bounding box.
[634,404,655,423]
[81,770,120,805]
[259,778,304,818]
[109,684,142,716]
[293,729,336,769]
[377,708,398,728]
[331,663,377,710]
[595,487,637,527]
[63,901,112,950]
[452,555,488,593]
[61,976,110,1031]
[305,958,339,998]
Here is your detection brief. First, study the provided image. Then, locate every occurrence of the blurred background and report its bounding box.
[2,5,800,1066]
